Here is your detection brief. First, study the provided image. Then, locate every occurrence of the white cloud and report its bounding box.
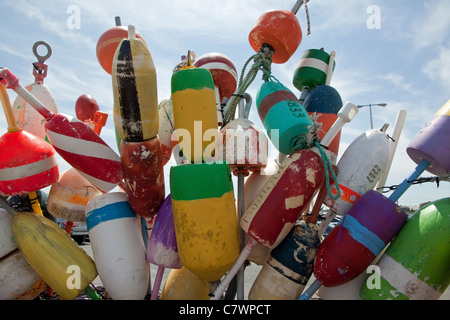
[381,72,419,95]
[422,45,450,92]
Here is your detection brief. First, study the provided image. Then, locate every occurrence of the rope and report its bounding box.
[222,47,273,125]
[313,141,341,201]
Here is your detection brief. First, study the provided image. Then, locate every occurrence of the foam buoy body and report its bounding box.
[249,220,320,300]
[47,168,102,222]
[303,85,343,160]
[406,100,450,176]
[324,129,391,216]
[170,163,239,281]
[0,208,16,258]
[360,197,450,300]
[147,195,182,269]
[217,118,268,175]
[315,190,408,287]
[12,211,97,300]
[160,266,210,300]
[96,25,145,74]
[0,130,58,196]
[193,52,238,101]
[86,192,149,300]
[257,80,313,155]
[120,137,165,218]
[249,10,302,64]
[293,49,336,92]
[12,82,58,141]
[171,68,218,163]
[243,161,279,265]
[241,149,324,249]
[45,113,122,193]
[0,250,46,300]
[75,94,99,123]
[158,99,177,165]
[112,31,159,142]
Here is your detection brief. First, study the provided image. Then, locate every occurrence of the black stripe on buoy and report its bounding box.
[116,40,143,142]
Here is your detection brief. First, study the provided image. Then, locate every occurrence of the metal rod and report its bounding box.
[291,0,308,14]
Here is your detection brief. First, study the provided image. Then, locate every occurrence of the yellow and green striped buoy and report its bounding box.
[171,67,218,163]
[170,163,239,281]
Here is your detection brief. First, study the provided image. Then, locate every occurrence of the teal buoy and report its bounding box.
[256,79,313,155]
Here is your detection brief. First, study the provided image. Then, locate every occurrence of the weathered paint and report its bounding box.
[241,149,324,249]
[12,82,58,141]
[0,130,59,196]
[158,99,177,165]
[315,190,407,287]
[147,195,182,269]
[47,168,102,222]
[112,35,159,141]
[0,249,46,300]
[170,163,239,282]
[160,266,210,300]
[249,221,320,300]
[248,9,302,64]
[171,68,218,163]
[360,197,450,300]
[12,211,97,300]
[86,192,149,300]
[217,118,268,175]
[120,137,165,218]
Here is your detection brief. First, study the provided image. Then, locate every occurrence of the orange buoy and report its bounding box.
[96,18,145,74]
[249,10,302,64]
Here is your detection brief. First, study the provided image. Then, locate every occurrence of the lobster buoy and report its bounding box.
[249,10,302,64]
[243,160,279,265]
[315,190,408,287]
[256,79,313,155]
[241,149,324,249]
[12,211,97,300]
[85,192,149,300]
[293,49,336,93]
[249,220,320,300]
[96,20,146,74]
[12,83,58,142]
[112,25,159,142]
[47,168,102,222]
[360,197,450,300]
[158,99,177,165]
[120,136,165,218]
[303,85,343,161]
[0,249,47,300]
[75,94,100,124]
[160,266,210,300]
[217,118,268,175]
[194,52,238,125]
[147,195,181,269]
[406,99,450,176]
[170,163,239,281]
[0,208,16,258]
[323,128,391,216]
[0,130,58,196]
[171,67,218,163]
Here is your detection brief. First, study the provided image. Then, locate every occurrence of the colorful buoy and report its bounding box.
[360,197,450,300]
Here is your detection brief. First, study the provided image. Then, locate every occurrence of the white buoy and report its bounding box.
[85,192,149,300]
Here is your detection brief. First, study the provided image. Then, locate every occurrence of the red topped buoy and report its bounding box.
[249,9,302,64]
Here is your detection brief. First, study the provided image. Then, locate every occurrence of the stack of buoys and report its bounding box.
[0,68,123,194]
[111,25,164,218]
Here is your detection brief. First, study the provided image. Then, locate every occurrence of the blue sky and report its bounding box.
[0,0,449,207]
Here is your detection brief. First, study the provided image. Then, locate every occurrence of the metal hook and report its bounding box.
[32,41,52,63]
